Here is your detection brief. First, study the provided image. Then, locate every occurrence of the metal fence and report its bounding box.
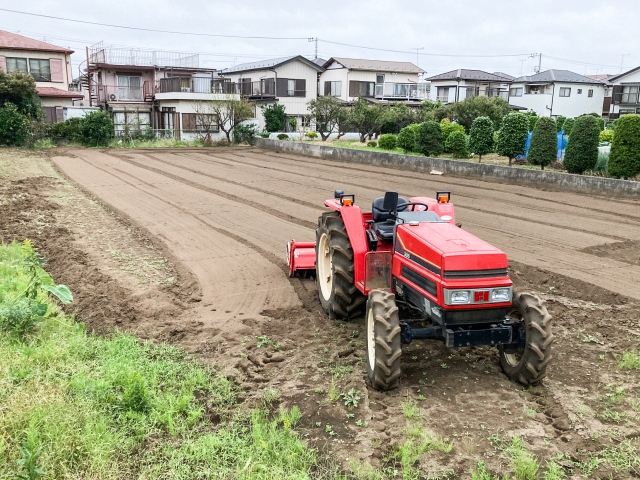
[374,83,429,100]
[89,42,199,68]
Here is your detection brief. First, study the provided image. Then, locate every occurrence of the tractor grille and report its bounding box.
[443,308,509,325]
[401,265,437,297]
[443,268,509,279]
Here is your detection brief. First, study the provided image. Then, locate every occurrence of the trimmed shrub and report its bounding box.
[599,130,614,143]
[276,133,289,140]
[496,112,529,165]
[367,141,377,148]
[80,110,114,147]
[595,116,605,132]
[528,115,540,132]
[527,117,557,170]
[608,114,640,179]
[562,118,575,136]
[555,115,566,132]
[440,121,465,149]
[468,116,494,162]
[233,123,258,145]
[262,103,287,132]
[415,121,444,157]
[0,102,29,146]
[48,117,86,144]
[564,115,600,174]
[378,133,397,150]
[445,130,469,158]
[397,124,419,153]
[304,131,318,140]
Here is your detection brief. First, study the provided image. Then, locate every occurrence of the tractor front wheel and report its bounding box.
[365,289,402,391]
[499,292,554,385]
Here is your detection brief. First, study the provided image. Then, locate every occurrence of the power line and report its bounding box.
[0,8,308,40]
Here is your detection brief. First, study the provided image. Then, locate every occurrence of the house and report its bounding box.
[425,69,513,104]
[601,66,640,120]
[0,30,83,122]
[508,70,606,118]
[219,55,324,132]
[85,42,242,140]
[319,57,427,104]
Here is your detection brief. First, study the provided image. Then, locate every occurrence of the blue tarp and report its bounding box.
[522,131,567,159]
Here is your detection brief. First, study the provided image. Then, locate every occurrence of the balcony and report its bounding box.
[238,79,276,97]
[96,85,148,102]
[88,41,199,68]
[375,82,428,100]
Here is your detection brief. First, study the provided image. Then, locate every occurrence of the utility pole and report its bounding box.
[308,38,318,59]
[412,47,424,67]
[530,53,542,74]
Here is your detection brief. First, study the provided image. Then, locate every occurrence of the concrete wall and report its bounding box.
[254,138,640,197]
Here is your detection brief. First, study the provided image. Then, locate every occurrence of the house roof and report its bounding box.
[513,69,605,84]
[605,66,640,83]
[323,57,424,74]
[426,69,512,82]
[0,30,73,54]
[587,73,614,81]
[36,87,83,98]
[492,72,515,80]
[220,55,324,74]
[311,57,327,67]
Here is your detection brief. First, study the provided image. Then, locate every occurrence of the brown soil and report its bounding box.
[2,147,639,478]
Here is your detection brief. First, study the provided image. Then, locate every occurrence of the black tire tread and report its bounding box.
[366,289,402,391]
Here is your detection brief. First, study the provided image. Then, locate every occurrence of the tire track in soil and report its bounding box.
[184,150,632,243]
[75,154,318,312]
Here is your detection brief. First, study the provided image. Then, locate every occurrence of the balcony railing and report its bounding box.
[158,77,240,95]
[375,83,428,100]
[237,79,276,97]
[96,85,145,102]
[88,41,199,68]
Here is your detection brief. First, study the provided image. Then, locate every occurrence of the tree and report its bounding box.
[349,98,390,143]
[445,130,469,158]
[378,133,397,150]
[436,96,512,132]
[0,71,42,118]
[261,103,286,132]
[496,112,529,166]
[440,120,466,152]
[0,102,29,146]
[415,121,444,157]
[563,115,600,174]
[524,111,539,131]
[194,102,224,144]
[206,97,255,142]
[527,117,557,170]
[306,95,347,141]
[468,116,494,162]
[608,114,640,179]
[80,110,114,147]
[555,116,566,132]
[562,118,575,136]
[397,124,419,153]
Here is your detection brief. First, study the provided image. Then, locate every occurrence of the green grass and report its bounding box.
[0,241,317,479]
[107,137,208,148]
[619,351,640,370]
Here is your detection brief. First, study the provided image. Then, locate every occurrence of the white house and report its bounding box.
[220,55,324,132]
[319,57,426,103]
[508,70,606,118]
[425,69,513,104]
[603,66,640,120]
[0,30,83,122]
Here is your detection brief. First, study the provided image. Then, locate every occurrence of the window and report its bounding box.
[28,59,51,81]
[526,85,543,94]
[348,81,374,97]
[161,107,176,130]
[113,111,151,134]
[376,74,385,84]
[287,79,295,96]
[588,89,594,97]
[117,75,142,100]
[301,116,311,128]
[324,81,341,96]
[509,87,523,97]
[559,87,571,97]
[622,85,639,104]
[6,57,28,74]
[197,114,219,132]
[577,88,583,94]
[436,86,449,102]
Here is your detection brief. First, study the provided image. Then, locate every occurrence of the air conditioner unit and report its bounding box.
[109,93,117,101]
[181,87,191,93]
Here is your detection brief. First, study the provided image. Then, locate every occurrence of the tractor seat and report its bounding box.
[372,197,407,242]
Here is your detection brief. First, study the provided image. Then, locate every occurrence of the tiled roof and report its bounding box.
[221,55,324,74]
[0,30,73,54]
[325,57,424,73]
[513,69,605,84]
[605,66,640,83]
[426,69,512,82]
[36,87,83,98]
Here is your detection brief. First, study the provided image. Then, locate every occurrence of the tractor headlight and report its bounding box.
[445,289,471,305]
[491,288,512,302]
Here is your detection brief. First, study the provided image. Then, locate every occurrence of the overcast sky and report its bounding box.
[1,1,637,79]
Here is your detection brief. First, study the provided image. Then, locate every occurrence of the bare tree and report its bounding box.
[198,96,255,142]
[193,102,221,145]
[306,95,348,141]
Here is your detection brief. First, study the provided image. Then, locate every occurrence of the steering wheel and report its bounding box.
[395,202,429,212]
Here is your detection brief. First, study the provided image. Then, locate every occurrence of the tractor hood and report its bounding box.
[396,222,509,274]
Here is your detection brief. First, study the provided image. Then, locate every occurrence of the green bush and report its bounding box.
[233,123,258,145]
[80,110,114,147]
[277,133,289,140]
[415,121,444,157]
[527,117,557,170]
[0,102,29,146]
[562,117,575,136]
[599,130,614,143]
[378,133,397,150]
[304,131,318,140]
[564,115,600,174]
[595,116,605,131]
[397,124,419,153]
[528,115,540,132]
[367,140,377,148]
[608,114,640,178]
[468,116,494,162]
[496,112,529,165]
[445,130,469,158]
[262,104,287,132]
[555,115,566,132]
[440,121,465,149]
[48,117,84,143]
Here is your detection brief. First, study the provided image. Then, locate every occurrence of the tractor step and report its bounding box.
[287,239,316,277]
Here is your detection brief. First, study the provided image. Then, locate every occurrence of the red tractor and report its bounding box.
[288,190,553,390]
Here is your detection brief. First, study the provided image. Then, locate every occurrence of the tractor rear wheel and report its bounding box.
[365,289,402,391]
[315,212,365,319]
[499,292,554,385]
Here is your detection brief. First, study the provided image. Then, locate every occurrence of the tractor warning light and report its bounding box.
[343,198,353,206]
[474,291,489,302]
[437,191,451,203]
